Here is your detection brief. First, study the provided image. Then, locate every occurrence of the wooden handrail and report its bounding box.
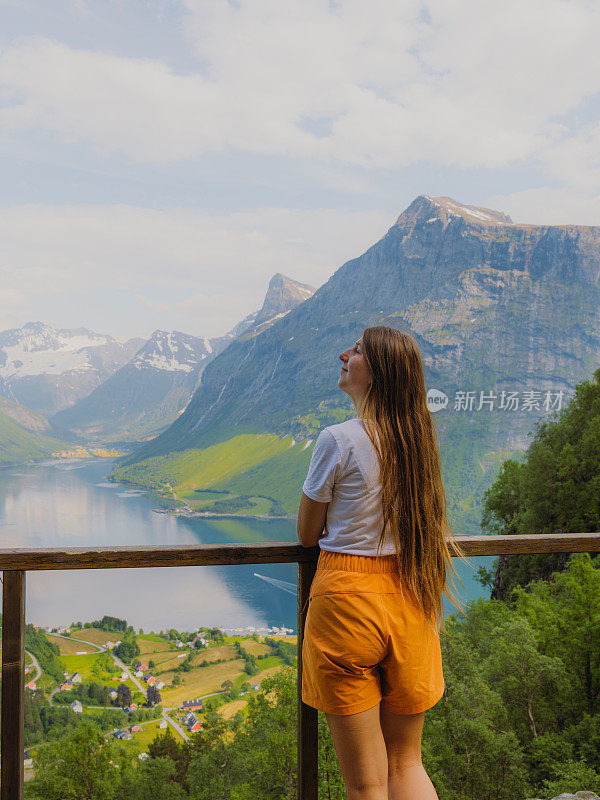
[0,532,599,571]
[2,531,600,800]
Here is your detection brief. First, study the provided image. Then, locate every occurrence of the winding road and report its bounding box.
[25,651,41,683]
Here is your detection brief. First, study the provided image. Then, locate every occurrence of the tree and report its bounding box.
[117,683,132,708]
[24,719,128,800]
[148,727,191,789]
[513,551,600,717]
[146,685,161,706]
[482,368,600,601]
[114,634,140,662]
[209,627,224,643]
[480,615,567,739]
[120,757,187,800]
[423,617,530,800]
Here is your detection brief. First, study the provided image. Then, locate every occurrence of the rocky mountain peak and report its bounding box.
[254,273,316,326]
[395,195,513,233]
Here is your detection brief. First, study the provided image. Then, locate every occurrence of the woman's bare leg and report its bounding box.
[324,704,388,800]
[379,706,439,800]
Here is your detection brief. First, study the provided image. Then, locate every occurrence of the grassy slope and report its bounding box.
[0,407,70,465]
[109,432,315,515]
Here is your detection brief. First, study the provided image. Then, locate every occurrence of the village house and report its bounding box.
[60,681,73,692]
[134,669,144,678]
[119,671,128,682]
[25,680,36,691]
[130,724,141,733]
[70,672,82,684]
[71,700,83,713]
[184,713,202,733]
[144,675,156,686]
[156,680,166,690]
[175,640,184,648]
[181,698,203,711]
[114,729,132,741]
[158,719,168,729]
[109,690,118,700]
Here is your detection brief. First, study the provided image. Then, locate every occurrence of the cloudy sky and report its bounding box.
[2,0,600,340]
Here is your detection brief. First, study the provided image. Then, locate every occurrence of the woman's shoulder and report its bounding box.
[322,417,371,446]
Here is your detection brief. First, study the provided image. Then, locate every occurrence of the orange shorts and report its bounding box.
[301,549,445,716]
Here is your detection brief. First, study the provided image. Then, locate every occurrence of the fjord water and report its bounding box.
[0,457,492,632]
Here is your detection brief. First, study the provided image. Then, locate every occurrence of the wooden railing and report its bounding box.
[2,532,600,800]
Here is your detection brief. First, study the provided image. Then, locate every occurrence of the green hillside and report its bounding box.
[0,400,71,465]
[109,432,317,515]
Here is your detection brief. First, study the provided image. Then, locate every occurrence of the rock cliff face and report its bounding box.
[121,196,600,532]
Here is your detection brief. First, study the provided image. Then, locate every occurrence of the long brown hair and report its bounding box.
[358,325,471,633]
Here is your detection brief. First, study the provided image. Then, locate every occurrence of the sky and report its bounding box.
[1,0,600,341]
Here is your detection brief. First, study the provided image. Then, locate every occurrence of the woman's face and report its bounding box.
[338,337,372,408]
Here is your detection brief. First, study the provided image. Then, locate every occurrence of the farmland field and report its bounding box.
[47,635,94,655]
[159,658,247,706]
[137,636,174,656]
[189,644,238,667]
[68,629,122,646]
[217,699,248,720]
[236,638,270,656]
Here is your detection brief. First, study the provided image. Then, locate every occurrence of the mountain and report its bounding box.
[224,273,316,340]
[49,273,316,443]
[231,273,316,340]
[49,330,222,442]
[0,322,144,417]
[113,195,600,530]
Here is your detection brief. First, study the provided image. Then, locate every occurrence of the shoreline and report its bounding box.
[152,507,296,521]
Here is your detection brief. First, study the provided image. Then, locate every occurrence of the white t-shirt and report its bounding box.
[302,417,396,556]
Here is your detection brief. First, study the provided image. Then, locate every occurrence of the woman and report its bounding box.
[297,325,469,800]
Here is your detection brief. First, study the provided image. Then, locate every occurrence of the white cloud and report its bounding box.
[1,0,599,179]
[0,204,391,336]
[487,188,600,227]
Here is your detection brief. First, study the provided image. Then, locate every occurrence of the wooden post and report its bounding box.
[297,558,318,800]
[1,570,26,800]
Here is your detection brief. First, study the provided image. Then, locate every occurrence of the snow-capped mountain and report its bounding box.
[49,328,228,442]
[0,322,144,416]
[48,273,315,442]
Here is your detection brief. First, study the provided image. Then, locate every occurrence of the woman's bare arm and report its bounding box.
[297,492,328,547]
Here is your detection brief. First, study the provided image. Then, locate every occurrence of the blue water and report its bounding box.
[0,457,492,632]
